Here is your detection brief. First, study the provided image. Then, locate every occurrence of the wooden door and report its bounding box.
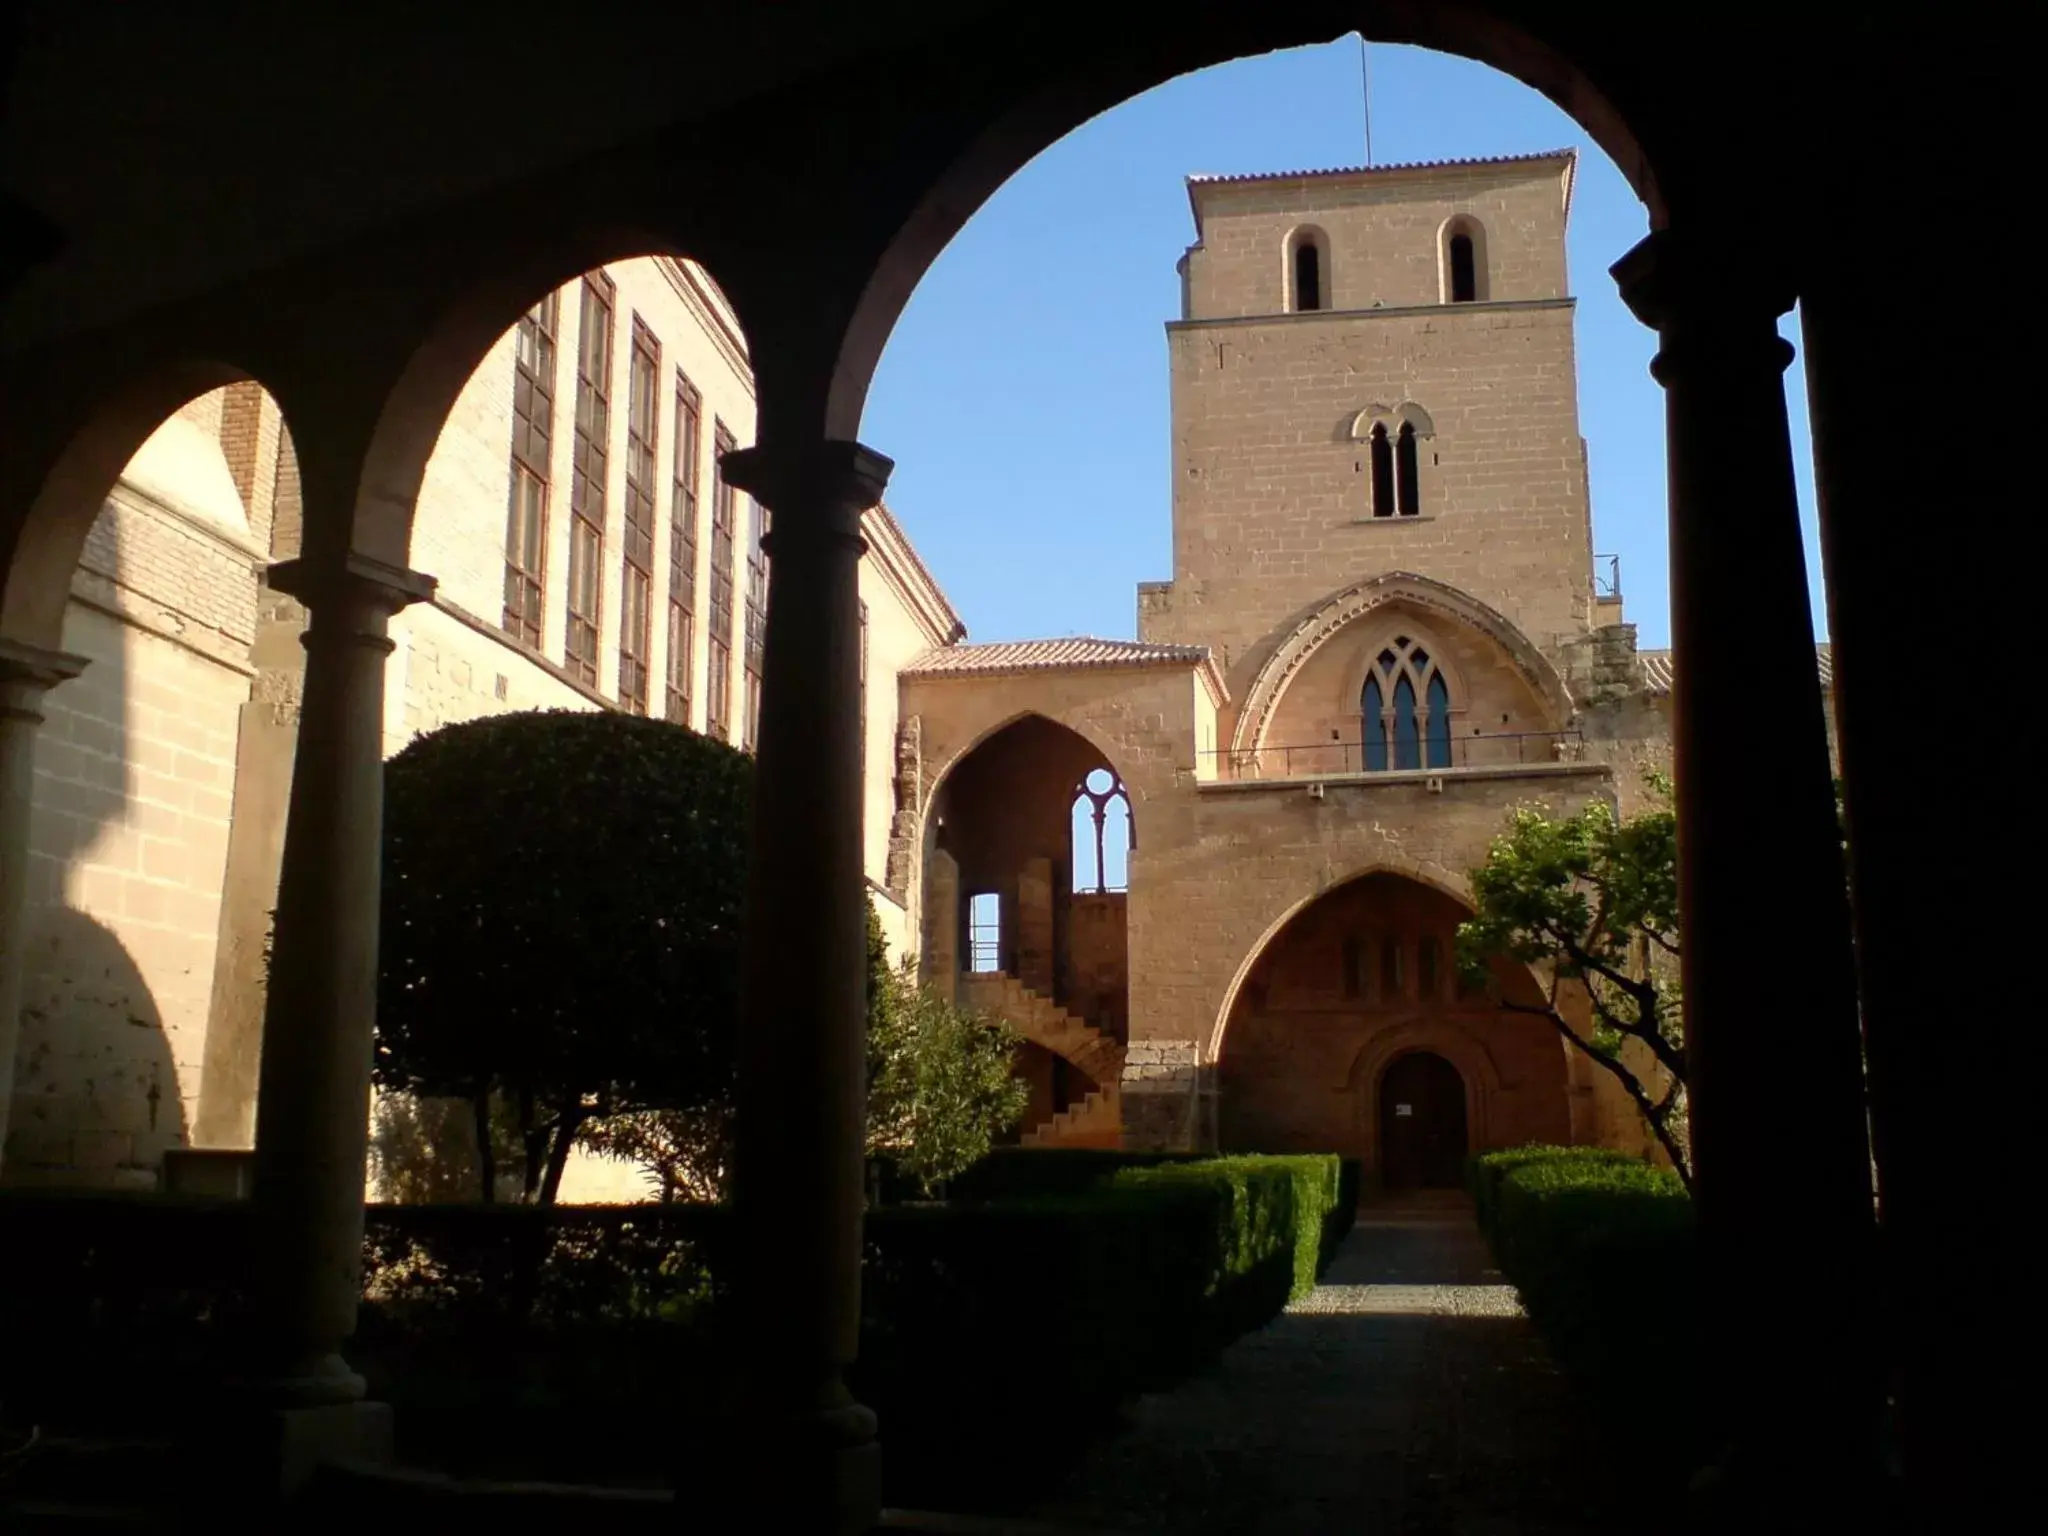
[1378,1052,1469,1189]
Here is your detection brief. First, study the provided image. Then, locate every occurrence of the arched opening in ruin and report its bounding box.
[926,713,1132,1049]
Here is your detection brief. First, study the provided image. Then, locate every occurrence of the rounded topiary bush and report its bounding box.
[375,708,752,1200]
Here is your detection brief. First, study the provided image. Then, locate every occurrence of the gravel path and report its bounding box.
[1014,1209,1625,1535]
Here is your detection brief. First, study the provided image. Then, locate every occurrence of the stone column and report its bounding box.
[717,438,890,1533]
[0,638,88,1169]
[236,553,431,1462]
[1613,231,1881,1515]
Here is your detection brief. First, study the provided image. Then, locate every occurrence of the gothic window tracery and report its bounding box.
[1072,767,1132,893]
[1362,635,1454,771]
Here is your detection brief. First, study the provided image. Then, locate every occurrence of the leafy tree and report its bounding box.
[376,709,751,1204]
[865,954,1030,1197]
[1457,772,1692,1188]
[588,901,1027,1202]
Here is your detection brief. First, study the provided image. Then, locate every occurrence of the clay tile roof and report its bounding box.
[1637,644,1833,696]
[1186,147,1576,188]
[902,636,1213,677]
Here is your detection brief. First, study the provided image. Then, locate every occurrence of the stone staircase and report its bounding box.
[959,973,1124,1149]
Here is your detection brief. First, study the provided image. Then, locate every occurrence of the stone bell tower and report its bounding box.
[1138,149,1595,689]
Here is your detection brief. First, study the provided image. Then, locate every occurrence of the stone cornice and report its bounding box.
[1168,296,1574,335]
[862,502,964,647]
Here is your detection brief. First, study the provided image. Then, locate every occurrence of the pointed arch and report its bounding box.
[1206,858,1481,1063]
[1231,571,1575,760]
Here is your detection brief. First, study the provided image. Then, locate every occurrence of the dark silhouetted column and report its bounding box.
[718,438,890,1533]
[1613,230,1880,1519]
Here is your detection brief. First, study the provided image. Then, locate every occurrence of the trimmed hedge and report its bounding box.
[1467,1146,1700,1491]
[0,1153,1355,1506]
[1466,1143,1642,1243]
[942,1145,1205,1203]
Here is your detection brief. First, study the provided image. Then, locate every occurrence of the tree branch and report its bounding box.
[1498,998,1693,1191]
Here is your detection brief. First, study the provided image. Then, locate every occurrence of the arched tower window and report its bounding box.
[1449,234,1477,302]
[1072,767,1132,893]
[1395,422,1420,516]
[1440,217,1489,304]
[1361,635,1455,772]
[1287,227,1328,313]
[1369,423,1394,518]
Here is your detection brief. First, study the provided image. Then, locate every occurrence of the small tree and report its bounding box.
[866,957,1029,1197]
[376,709,751,1203]
[1457,772,1691,1187]
[585,901,1026,1201]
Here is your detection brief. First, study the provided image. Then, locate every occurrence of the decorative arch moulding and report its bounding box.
[1348,402,1437,440]
[1230,571,1574,759]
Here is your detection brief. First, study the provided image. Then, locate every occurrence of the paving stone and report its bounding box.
[1012,1214,1625,1534]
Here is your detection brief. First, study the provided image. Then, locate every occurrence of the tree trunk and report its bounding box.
[472,1087,496,1203]
[539,1108,583,1205]
[518,1085,547,1203]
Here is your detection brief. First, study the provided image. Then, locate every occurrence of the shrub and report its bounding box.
[1466,1143,1641,1244]
[1473,1146,1701,1493]
[944,1146,1205,1204]
[0,1157,1352,1505]
[1109,1153,1344,1306]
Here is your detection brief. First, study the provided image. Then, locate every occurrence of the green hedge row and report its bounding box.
[1467,1146,1700,1491]
[0,1153,1357,1506]
[1466,1143,1643,1242]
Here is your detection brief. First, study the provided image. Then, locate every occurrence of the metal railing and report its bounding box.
[1199,727,1589,783]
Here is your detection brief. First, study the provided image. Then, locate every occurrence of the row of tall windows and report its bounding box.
[706,422,737,740]
[500,273,751,743]
[1339,933,1466,1002]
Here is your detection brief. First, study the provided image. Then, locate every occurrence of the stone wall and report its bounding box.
[7,408,259,1185]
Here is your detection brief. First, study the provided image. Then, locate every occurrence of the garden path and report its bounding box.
[1013,1206,1625,1535]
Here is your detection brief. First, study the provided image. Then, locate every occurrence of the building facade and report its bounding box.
[1,256,960,1196]
[902,151,1832,1186]
[3,155,1832,1200]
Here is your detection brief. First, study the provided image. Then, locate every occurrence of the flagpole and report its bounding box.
[1359,33,1374,166]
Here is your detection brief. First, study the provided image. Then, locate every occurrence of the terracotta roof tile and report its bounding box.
[1187,148,1575,188]
[902,637,1212,677]
[1637,644,1832,696]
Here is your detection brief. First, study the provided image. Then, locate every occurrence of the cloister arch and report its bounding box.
[0,9,1918,1514]
[825,9,1668,439]
[1,360,276,646]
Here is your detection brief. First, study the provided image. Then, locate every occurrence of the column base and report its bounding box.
[191,1399,394,1508]
[686,1396,880,1534]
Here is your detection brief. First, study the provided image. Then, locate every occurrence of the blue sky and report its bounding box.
[862,39,1826,653]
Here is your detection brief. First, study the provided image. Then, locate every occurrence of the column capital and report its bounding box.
[719,439,893,519]
[0,636,90,693]
[267,552,437,616]
[1611,229,1797,333]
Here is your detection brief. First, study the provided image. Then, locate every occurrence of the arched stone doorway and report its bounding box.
[1217,871,1568,1186]
[1378,1051,1469,1191]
